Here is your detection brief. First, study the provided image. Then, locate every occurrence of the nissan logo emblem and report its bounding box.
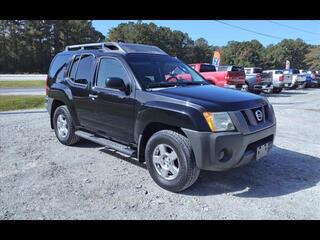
[255,110,263,122]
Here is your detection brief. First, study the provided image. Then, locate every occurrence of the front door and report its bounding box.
[90,57,135,143]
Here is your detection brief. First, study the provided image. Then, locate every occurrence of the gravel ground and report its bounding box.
[0,88,320,220]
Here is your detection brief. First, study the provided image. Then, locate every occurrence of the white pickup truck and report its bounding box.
[283,68,306,89]
[263,69,292,93]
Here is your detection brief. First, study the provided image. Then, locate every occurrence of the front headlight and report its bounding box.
[203,112,235,132]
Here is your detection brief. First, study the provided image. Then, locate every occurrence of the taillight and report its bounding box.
[279,74,284,81]
[256,74,262,83]
[45,76,49,96]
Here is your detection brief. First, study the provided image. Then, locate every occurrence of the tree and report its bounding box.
[106,22,212,64]
[220,40,264,67]
[262,39,310,69]
[0,20,104,73]
[304,46,320,70]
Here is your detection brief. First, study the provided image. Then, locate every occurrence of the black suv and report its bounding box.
[46,42,276,192]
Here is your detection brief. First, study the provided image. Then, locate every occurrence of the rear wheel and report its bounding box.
[145,130,200,192]
[272,87,282,94]
[53,105,80,146]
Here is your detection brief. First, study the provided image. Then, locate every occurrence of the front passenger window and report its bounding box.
[96,58,129,88]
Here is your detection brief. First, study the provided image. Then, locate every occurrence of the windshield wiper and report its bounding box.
[176,81,207,86]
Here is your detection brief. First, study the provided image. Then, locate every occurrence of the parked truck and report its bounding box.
[244,67,273,94]
[263,69,292,93]
[283,68,306,89]
[189,63,245,90]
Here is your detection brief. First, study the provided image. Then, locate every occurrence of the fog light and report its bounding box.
[218,149,225,161]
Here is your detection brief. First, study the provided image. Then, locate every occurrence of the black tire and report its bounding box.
[145,130,200,192]
[272,87,282,94]
[53,105,80,146]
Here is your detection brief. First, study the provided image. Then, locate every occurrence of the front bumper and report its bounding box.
[182,124,276,171]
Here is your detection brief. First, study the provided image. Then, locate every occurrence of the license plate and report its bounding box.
[256,143,269,161]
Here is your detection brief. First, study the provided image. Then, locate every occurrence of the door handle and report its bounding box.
[89,94,98,99]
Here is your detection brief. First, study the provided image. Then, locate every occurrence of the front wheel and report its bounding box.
[145,130,200,192]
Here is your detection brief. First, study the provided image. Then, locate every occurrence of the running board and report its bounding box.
[75,130,136,157]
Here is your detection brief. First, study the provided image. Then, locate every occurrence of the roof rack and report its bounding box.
[64,42,168,55]
[64,42,126,53]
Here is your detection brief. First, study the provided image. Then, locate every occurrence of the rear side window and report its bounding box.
[69,55,80,80]
[253,68,262,74]
[48,54,70,82]
[275,70,283,74]
[199,64,216,72]
[75,55,95,84]
[96,58,129,88]
[231,66,244,72]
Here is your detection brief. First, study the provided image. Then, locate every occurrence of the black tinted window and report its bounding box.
[253,68,262,74]
[69,55,80,80]
[199,64,216,72]
[292,69,299,74]
[48,54,69,82]
[231,66,244,72]
[75,55,94,84]
[96,58,129,88]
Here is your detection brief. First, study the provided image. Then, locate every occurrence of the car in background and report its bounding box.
[301,70,318,88]
[263,69,292,93]
[244,67,273,94]
[283,68,306,89]
[189,63,245,90]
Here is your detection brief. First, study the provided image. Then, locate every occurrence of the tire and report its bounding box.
[53,105,80,146]
[272,87,282,94]
[145,130,200,192]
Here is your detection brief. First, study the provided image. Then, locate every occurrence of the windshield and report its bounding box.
[125,54,208,89]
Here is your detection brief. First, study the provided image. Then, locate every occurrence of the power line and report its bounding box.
[214,20,283,40]
[268,20,319,36]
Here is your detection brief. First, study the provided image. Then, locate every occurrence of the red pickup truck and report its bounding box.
[189,63,245,89]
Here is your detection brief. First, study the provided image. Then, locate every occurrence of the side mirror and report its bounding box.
[75,78,88,85]
[106,77,128,93]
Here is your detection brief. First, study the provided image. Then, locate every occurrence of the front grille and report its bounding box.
[240,104,270,127]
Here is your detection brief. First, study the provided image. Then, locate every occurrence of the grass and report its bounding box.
[0,95,45,111]
[0,80,45,88]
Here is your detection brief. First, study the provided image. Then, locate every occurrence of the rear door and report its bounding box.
[66,53,96,128]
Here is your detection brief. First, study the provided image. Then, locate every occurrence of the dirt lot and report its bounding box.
[0,88,320,220]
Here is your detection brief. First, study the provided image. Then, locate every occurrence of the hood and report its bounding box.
[152,85,267,112]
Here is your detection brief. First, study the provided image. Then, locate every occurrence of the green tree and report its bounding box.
[262,39,310,69]
[0,20,104,73]
[304,46,320,70]
[220,40,264,67]
[106,22,212,64]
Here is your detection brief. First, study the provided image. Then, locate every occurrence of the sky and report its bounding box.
[92,20,320,47]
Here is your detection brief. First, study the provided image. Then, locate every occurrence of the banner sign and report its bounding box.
[212,48,220,67]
